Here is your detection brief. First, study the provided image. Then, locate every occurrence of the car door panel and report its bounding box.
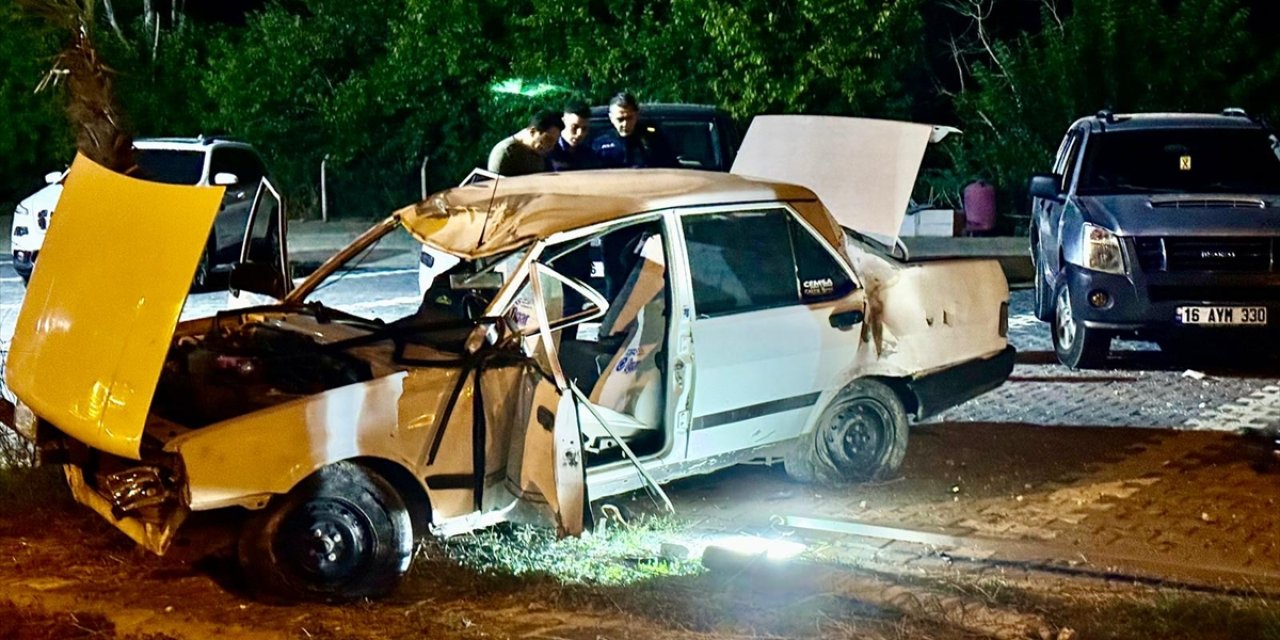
[677,206,863,461]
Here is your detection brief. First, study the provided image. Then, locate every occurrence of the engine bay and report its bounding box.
[150,317,375,428]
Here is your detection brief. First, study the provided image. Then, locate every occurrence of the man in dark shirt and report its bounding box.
[487,110,563,176]
[592,92,679,169]
[548,100,598,171]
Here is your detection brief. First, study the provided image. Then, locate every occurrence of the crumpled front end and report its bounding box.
[32,421,191,555]
[64,462,187,555]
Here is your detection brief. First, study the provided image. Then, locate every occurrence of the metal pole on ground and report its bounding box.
[420,154,430,200]
[320,154,330,223]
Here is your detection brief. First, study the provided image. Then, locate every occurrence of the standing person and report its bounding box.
[592,92,679,169]
[549,100,598,171]
[487,110,563,176]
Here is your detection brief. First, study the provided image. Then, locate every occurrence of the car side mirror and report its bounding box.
[829,308,865,330]
[1028,173,1063,201]
[228,262,288,300]
[213,172,240,186]
[44,171,62,185]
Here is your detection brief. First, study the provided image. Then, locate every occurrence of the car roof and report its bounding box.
[133,137,254,151]
[589,103,725,118]
[397,169,831,259]
[1071,112,1266,134]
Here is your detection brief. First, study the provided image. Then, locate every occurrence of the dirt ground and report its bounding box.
[2,418,1279,639]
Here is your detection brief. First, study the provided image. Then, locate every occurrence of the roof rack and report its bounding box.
[1095,109,1116,123]
[1221,107,1249,118]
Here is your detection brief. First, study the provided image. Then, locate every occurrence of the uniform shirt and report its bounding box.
[548,137,599,172]
[487,136,548,176]
[592,126,680,169]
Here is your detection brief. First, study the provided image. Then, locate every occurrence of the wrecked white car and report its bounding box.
[4,116,1013,601]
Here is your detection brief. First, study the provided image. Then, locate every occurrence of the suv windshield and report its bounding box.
[1078,129,1280,195]
[134,149,205,185]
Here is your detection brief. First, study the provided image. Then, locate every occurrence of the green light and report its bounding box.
[490,78,568,98]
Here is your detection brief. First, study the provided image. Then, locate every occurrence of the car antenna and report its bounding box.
[477,175,501,248]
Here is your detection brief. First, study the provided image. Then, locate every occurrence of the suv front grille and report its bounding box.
[1134,237,1275,273]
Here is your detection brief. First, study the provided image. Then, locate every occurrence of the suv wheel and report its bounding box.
[1052,277,1109,369]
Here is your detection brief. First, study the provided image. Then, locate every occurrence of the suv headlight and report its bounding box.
[1082,223,1125,274]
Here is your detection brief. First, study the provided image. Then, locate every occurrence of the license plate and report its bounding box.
[1175,306,1267,326]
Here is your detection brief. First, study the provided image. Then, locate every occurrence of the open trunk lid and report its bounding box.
[731,115,957,244]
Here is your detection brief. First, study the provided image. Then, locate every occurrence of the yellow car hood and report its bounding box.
[5,154,224,460]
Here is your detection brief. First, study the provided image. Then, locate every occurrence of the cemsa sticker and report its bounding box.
[1179,155,1192,171]
[802,277,835,298]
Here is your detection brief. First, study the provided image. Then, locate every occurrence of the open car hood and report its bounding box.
[4,154,224,460]
[731,115,957,243]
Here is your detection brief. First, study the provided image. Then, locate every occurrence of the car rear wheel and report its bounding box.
[1052,278,1109,369]
[786,379,908,484]
[238,462,413,602]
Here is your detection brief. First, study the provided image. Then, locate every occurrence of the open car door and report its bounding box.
[227,178,290,304]
[502,261,610,536]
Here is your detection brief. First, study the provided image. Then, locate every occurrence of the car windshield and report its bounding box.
[1077,128,1280,195]
[294,220,530,327]
[134,149,205,185]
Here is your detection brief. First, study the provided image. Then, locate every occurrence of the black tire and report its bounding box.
[786,379,909,484]
[1051,277,1109,369]
[1032,245,1053,322]
[238,462,413,602]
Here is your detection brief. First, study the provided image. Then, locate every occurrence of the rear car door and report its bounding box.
[677,205,865,461]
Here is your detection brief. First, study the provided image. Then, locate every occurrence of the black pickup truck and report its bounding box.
[589,103,740,172]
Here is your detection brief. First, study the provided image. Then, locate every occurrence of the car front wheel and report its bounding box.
[238,462,413,602]
[786,379,908,484]
[1051,277,1109,369]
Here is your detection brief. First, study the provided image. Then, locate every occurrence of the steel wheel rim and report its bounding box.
[279,498,373,586]
[822,397,892,470]
[1055,286,1076,350]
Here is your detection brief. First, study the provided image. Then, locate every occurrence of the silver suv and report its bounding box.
[1029,110,1280,368]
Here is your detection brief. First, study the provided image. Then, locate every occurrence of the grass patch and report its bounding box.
[0,463,72,517]
[403,518,976,639]
[438,515,704,585]
[1069,590,1280,640]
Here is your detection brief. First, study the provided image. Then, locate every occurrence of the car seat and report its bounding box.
[555,233,668,452]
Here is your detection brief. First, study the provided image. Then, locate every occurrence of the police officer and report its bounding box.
[592,92,679,169]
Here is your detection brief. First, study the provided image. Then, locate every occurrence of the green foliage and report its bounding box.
[0,5,71,212]
[4,0,1280,227]
[441,517,703,585]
